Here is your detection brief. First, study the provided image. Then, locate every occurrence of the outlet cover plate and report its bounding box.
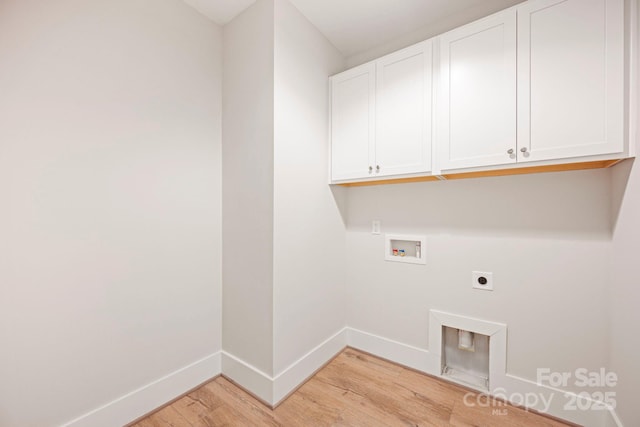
[472,271,493,291]
[372,220,381,235]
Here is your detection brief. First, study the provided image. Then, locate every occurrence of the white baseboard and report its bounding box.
[604,407,624,427]
[346,326,618,427]
[221,351,274,404]
[60,329,347,427]
[60,352,221,427]
[221,328,348,406]
[498,373,613,427]
[59,326,623,427]
[273,328,347,404]
[346,327,437,373]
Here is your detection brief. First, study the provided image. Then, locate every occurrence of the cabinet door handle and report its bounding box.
[376,165,380,173]
[507,149,514,155]
[520,147,528,153]
[368,166,373,174]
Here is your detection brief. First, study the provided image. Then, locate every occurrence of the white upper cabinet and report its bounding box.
[330,40,433,182]
[330,0,629,183]
[517,0,624,163]
[375,40,433,177]
[330,63,375,181]
[437,9,517,171]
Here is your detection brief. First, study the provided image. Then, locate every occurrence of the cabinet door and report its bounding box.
[330,63,376,181]
[517,0,624,163]
[375,40,433,177]
[437,10,517,170]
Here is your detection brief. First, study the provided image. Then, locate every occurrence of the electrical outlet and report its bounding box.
[372,220,381,235]
[472,271,493,291]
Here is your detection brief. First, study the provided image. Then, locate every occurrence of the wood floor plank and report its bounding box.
[449,397,569,427]
[334,385,450,427]
[147,406,192,427]
[274,387,343,425]
[398,368,468,400]
[131,418,159,427]
[314,355,397,398]
[203,405,253,427]
[132,348,576,427]
[186,382,226,413]
[204,378,280,427]
[311,354,453,426]
[171,396,212,427]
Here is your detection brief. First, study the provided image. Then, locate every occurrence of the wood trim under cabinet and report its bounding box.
[336,159,624,187]
[338,175,442,187]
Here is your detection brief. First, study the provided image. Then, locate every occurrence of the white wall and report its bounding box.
[345,0,525,68]
[222,0,347,383]
[222,0,275,376]
[1,0,634,424]
[609,2,640,420]
[345,170,611,391]
[0,1,222,426]
[610,160,640,427]
[272,0,346,375]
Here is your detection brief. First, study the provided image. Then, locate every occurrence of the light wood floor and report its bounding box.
[131,348,575,427]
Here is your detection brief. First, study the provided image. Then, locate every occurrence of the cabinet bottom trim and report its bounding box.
[337,159,624,187]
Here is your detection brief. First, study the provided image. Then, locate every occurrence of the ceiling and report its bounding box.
[292,0,525,57]
[182,0,256,26]
[183,0,524,57]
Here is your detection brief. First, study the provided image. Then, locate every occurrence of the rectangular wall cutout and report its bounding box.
[384,234,426,264]
[442,326,489,390]
[428,310,506,395]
